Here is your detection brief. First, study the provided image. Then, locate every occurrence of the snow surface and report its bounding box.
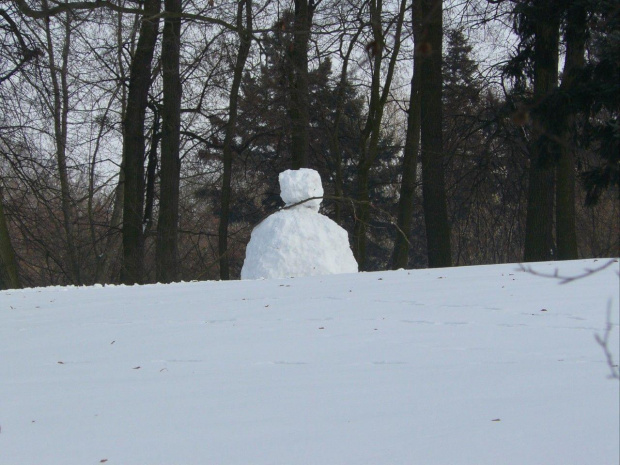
[241,169,357,279]
[1,259,619,465]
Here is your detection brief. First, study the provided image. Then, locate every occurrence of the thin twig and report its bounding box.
[518,259,618,285]
[521,260,619,381]
[594,301,619,380]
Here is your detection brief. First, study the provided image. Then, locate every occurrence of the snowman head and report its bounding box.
[279,168,324,212]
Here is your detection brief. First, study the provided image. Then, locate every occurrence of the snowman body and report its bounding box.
[241,169,358,279]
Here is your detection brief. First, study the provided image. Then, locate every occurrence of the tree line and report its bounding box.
[0,0,617,289]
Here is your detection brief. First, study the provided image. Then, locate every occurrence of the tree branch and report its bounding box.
[518,259,618,285]
[12,0,236,30]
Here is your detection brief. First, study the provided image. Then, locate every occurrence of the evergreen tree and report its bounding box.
[505,0,618,261]
[579,0,620,206]
[442,28,528,265]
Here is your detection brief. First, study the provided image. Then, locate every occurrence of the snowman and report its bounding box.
[241,168,358,279]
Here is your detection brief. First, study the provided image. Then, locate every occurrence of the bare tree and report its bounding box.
[523,0,560,262]
[0,7,42,83]
[0,186,20,289]
[218,0,253,280]
[41,5,82,283]
[392,0,422,269]
[353,0,407,270]
[156,0,183,283]
[419,0,451,267]
[288,0,315,169]
[555,0,585,260]
[0,5,38,288]
[121,0,161,284]
[319,0,364,224]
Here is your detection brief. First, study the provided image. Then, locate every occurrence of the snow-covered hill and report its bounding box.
[1,260,618,464]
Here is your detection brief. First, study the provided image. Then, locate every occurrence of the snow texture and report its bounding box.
[241,169,357,279]
[278,168,323,211]
[0,260,618,465]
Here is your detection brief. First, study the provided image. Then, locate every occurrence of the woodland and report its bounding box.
[0,0,618,288]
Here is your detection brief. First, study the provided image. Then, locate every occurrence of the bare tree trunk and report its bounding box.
[88,84,122,283]
[219,0,252,280]
[328,14,364,224]
[100,10,137,283]
[156,0,182,283]
[352,23,382,269]
[0,189,20,289]
[288,0,313,169]
[524,1,559,262]
[392,0,422,269]
[44,8,82,283]
[144,104,160,233]
[524,160,555,261]
[121,0,160,284]
[419,0,451,267]
[353,0,406,270]
[556,1,585,260]
[101,168,125,283]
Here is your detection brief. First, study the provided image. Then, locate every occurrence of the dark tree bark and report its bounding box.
[156,0,182,283]
[523,0,560,262]
[0,189,20,289]
[121,0,160,284]
[219,0,252,280]
[288,0,313,169]
[556,1,585,260]
[419,0,451,267]
[392,0,422,270]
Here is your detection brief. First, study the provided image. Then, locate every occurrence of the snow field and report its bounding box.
[1,259,618,464]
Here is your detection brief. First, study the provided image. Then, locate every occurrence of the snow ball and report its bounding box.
[240,208,358,280]
[241,169,358,280]
[279,168,323,212]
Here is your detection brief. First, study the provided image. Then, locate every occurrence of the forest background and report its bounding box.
[0,0,618,288]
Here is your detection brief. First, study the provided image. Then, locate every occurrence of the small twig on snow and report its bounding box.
[595,301,620,381]
[518,259,618,285]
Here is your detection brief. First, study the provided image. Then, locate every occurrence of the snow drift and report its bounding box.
[0,260,618,465]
